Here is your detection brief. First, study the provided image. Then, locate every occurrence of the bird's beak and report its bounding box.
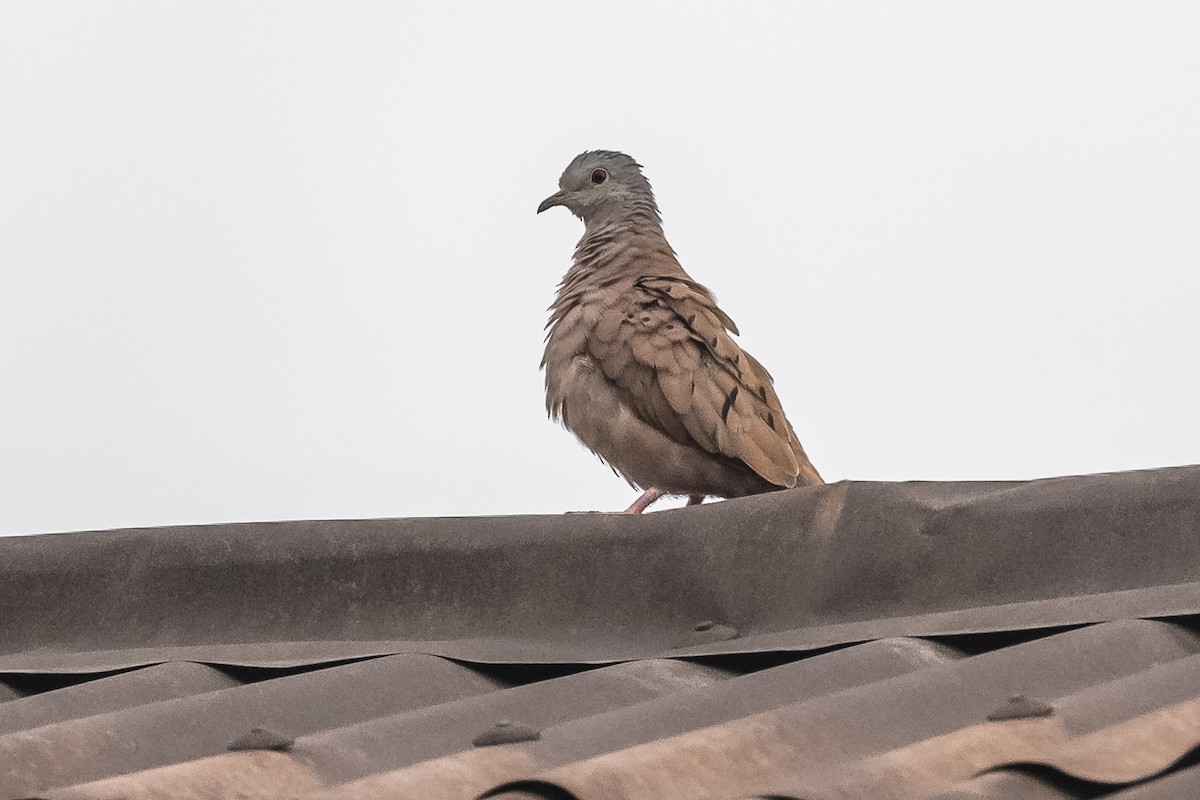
[537,190,569,214]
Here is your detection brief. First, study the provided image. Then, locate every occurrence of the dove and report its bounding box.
[538,150,823,514]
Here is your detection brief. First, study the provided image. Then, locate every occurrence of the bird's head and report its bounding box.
[537,150,660,226]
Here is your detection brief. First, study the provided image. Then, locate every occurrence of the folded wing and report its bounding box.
[587,275,817,488]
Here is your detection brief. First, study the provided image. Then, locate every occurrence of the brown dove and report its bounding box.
[538,150,823,514]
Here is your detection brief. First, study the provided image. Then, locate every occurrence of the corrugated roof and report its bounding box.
[2,465,1199,799]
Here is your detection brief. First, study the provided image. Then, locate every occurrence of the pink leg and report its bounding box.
[623,487,665,515]
[687,494,705,506]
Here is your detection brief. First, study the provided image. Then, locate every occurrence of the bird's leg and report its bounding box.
[687,494,705,506]
[623,487,665,515]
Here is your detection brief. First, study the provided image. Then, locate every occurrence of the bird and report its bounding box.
[538,150,823,514]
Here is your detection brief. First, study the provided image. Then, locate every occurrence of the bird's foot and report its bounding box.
[564,487,676,515]
[622,487,665,515]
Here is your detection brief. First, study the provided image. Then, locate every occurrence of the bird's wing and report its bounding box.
[587,275,806,488]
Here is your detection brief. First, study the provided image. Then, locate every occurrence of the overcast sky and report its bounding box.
[2,2,1197,536]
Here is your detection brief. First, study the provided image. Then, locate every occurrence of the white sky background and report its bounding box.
[2,2,1198,536]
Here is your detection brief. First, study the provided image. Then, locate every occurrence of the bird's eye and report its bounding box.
[590,168,608,185]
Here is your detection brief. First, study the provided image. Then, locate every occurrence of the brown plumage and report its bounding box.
[538,150,823,513]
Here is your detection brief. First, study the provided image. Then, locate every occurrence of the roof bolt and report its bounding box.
[472,719,541,748]
[987,694,1055,721]
[227,726,295,752]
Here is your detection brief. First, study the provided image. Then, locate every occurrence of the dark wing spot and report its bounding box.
[721,386,739,422]
[767,412,777,430]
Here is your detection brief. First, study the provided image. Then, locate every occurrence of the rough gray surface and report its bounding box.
[2,465,1199,799]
